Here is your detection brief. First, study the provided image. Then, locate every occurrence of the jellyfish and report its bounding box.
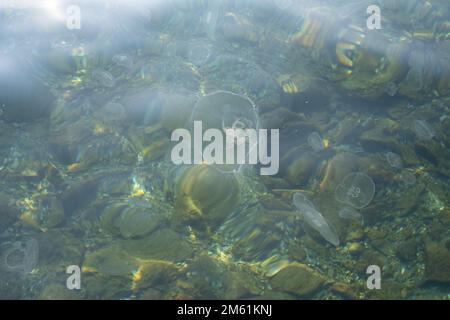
[335,172,375,209]
[274,0,294,10]
[385,151,403,169]
[293,193,340,246]
[414,120,435,141]
[0,238,39,274]
[338,207,363,222]
[112,54,134,69]
[399,170,417,186]
[92,69,116,88]
[187,43,212,66]
[51,34,76,49]
[307,132,325,152]
[190,91,259,173]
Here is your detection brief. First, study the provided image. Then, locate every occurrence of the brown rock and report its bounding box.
[424,240,450,283]
[270,262,326,297]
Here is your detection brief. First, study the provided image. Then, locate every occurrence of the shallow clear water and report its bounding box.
[0,0,449,300]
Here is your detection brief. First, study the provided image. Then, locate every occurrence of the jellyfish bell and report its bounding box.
[335,172,375,209]
[186,91,261,174]
[0,238,39,274]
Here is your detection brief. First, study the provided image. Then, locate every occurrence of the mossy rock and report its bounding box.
[0,193,19,233]
[270,262,326,297]
[121,228,194,262]
[424,240,450,283]
[38,283,84,300]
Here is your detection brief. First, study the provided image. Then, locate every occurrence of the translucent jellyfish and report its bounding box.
[92,69,116,88]
[399,170,416,186]
[385,152,403,169]
[338,207,363,222]
[307,132,325,152]
[95,102,125,123]
[335,172,375,209]
[51,34,76,49]
[187,43,211,66]
[385,82,398,96]
[293,193,340,246]
[274,0,294,10]
[190,91,259,173]
[414,120,435,141]
[112,54,134,69]
[0,238,39,274]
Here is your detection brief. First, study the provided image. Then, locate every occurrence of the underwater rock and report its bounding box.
[270,262,326,297]
[0,193,19,233]
[0,60,54,122]
[396,239,421,262]
[38,283,84,300]
[346,242,364,255]
[132,260,181,292]
[121,228,194,262]
[223,270,262,300]
[424,240,450,283]
[20,195,65,230]
[319,153,360,192]
[360,121,401,151]
[293,193,340,246]
[61,179,99,215]
[330,282,359,299]
[172,165,239,232]
[184,254,224,299]
[83,245,139,277]
[100,199,163,239]
[282,149,319,187]
[335,172,375,209]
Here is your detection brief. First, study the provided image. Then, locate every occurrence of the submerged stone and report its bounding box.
[270,262,326,297]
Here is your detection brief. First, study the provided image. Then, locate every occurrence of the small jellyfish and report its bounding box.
[51,34,76,49]
[112,54,133,69]
[399,170,416,186]
[293,193,340,246]
[385,152,403,169]
[414,120,435,141]
[92,69,116,88]
[339,207,363,222]
[307,132,325,152]
[274,0,294,10]
[385,82,398,96]
[96,102,125,123]
[0,238,39,274]
[188,43,211,66]
[335,172,375,209]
